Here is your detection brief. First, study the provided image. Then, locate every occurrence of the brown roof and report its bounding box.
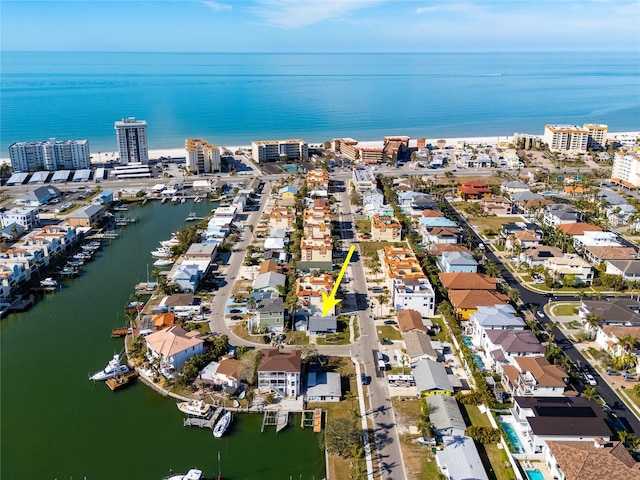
[425,244,471,256]
[557,222,603,236]
[152,312,176,328]
[546,440,640,480]
[421,209,444,218]
[145,325,204,358]
[258,348,302,373]
[397,309,427,333]
[514,356,567,387]
[448,289,509,309]
[216,358,241,380]
[584,246,638,261]
[259,260,281,274]
[514,230,539,242]
[163,294,195,307]
[439,272,498,290]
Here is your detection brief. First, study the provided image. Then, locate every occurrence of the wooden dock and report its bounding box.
[183,407,222,430]
[313,408,323,433]
[261,411,277,432]
[105,370,138,391]
[111,327,137,338]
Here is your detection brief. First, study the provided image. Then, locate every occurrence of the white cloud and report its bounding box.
[250,0,383,29]
[200,1,232,12]
[416,2,484,15]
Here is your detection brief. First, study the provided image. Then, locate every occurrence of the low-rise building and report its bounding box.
[544,204,580,226]
[437,251,478,273]
[457,181,492,201]
[544,254,594,284]
[413,359,454,397]
[502,357,570,398]
[436,436,489,480]
[479,196,512,215]
[371,214,402,241]
[426,395,466,438]
[257,349,302,397]
[145,325,204,377]
[65,204,106,228]
[393,277,436,316]
[1,207,40,232]
[306,371,341,402]
[397,309,427,333]
[251,297,285,333]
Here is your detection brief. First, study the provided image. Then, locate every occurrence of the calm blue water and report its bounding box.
[526,469,545,480]
[1,51,639,153]
[501,422,525,453]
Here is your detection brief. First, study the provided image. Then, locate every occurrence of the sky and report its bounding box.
[1,0,639,52]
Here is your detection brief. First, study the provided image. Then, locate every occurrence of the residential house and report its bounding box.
[579,299,640,326]
[457,180,492,201]
[169,263,201,293]
[253,271,287,296]
[306,371,341,402]
[426,395,466,438]
[251,297,285,333]
[543,204,580,226]
[573,231,622,252]
[605,259,640,281]
[484,330,544,371]
[362,189,384,209]
[583,246,638,266]
[479,196,512,215]
[381,246,426,289]
[545,439,640,480]
[425,243,470,257]
[502,357,570,398]
[412,359,454,397]
[607,203,636,227]
[403,331,439,363]
[22,185,62,206]
[393,277,436,317]
[448,291,510,320]
[200,357,241,389]
[371,214,402,241]
[520,245,565,268]
[257,348,302,397]
[556,222,602,237]
[439,272,499,291]
[437,251,478,273]
[158,294,202,316]
[501,180,530,195]
[66,204,105,228]
[512,396,611,454]
[278,185,298,200]
[505,230,540,251]
[510,191,550,215]
[436,436,489,480]
[469,304,524,341]
[397,309,427,334]
[306,316,338,335]
[0,207,39,232]
[145,325,204,377]
[258,260,281,274]
[422,226,460,246]
[544,254,594,284]
[418,217,459,242]
[595,325,640,358]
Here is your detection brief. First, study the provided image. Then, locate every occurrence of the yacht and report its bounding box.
[177,400,213,418]
[40,277,58,288]
[213,410,232,438]
[162,469,203,480]
[160,238,180,248]
[89,354,130,381]
[153,258,174,267]
[151,247,173,258]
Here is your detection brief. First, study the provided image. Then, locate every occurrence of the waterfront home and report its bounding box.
[200,357,241,390]
[403,331,439,363]
[392,277,436,316]
[448,291,509,320]
[426,395,466,438]
[412,359,454,397]
[184,243,216,263]
[169,263,201,293]
[0,223,24,240]
[436,251,478,273]
[483,330,544,371]
[257,348,301,398]
[0,207,40,232]
[152,312,176,329]
[66,205,105,228]
[306,371,341,402]
[250,297,285,333]
[435,436,489,480]
[145,325,204,377]
[469,304,524,339]
[543,204,580,226]
[397,309,427,334]
[545,439,640,480]
[370,214,402,241]
[501,357,570,398]
[158,294,202,316]
[605,259,640,281]
[94,190,114,205]
[512,396,611,454]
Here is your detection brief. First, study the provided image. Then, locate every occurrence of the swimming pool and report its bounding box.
[472,354,486,370]
[281,164,297,173]
[500,422,524,453]
[526,469,544,480]
[462,335,473,346]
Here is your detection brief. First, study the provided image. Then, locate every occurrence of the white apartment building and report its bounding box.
[115,117,149,164]
[393,277,436,317]
[1,207,40,231]
[584,124,608,150]
[543,125,589,152]
[251,139,308,162]
[9,139,90,172]
[612,153,640,188]
[185,138,221,174]
[352,166,376,192]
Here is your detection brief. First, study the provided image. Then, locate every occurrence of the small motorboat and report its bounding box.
[89,354,130,381]
[232,400,240,408]
[177,400,213,418]
[151,247,173,258]
[40,277,58,288]
[162,469,203,480]
[154,258,175,267]
[213,411,232,438]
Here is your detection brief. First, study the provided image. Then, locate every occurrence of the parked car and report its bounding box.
[230,309,242,313]
[623,372,638,381]
[584,373,597,386]
[381,338,393,345]
[383,320,397,325]
[361,373,371,385]
[606,369,621,376]
[537,311,545,318]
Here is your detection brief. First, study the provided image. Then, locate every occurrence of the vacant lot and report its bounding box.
[467,216,519,233]
[551,302,580,316]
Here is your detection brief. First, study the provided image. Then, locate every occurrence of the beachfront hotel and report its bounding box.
[584,124,608,150]
[611,153,640,189]
[114,117,149,165]
[251,139,308,163]
[8,139,90,172]
[543,125,589,152]
[185,138,221,174]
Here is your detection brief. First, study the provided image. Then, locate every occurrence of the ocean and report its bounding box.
[1,51,639,153]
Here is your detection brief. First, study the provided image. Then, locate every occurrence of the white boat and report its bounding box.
[151,247,173,258]
[213,410,232,438]
[162,469,203,480]
[113,205,129,211]
[160,238,180,248]
[232,400,240,408]
[153,258,175,267]
[238,388,246,400]
[177,400,213,418]
[40,277,58,288]
[89,354,130,381]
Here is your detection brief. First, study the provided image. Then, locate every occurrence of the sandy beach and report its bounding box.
[1,132,637,166]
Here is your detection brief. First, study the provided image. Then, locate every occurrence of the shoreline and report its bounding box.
[2,131,637,165]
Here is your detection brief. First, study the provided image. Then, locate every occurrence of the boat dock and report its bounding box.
[111,327,137,338]
[183,407,222,430]
[105,370,138,391]
[300,409,323,432]
[261,410,289,433]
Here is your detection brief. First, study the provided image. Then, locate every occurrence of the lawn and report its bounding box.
[359,240,406,258]
[317,318,352,345]
[467,216,520,233]
[429,317,448,342]
[286,330,310,345]
[355,219,371,234]
[376,325,403,341]
[551,303,580,316]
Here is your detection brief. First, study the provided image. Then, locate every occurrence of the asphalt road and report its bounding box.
[445,198,640,435]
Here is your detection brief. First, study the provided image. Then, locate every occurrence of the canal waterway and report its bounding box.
[0,200,326,480]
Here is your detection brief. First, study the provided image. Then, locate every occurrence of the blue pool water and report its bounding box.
[526,469,544,480]
[281,164,297,173]
[462,335,473,346]
[472,354,486,370]
[501,422,524,453]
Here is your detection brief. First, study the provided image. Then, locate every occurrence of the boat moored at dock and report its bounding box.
[162,468,203,480]
[213,410,232,438]
[40,277,58,288]
[177,400,213,418]
[89,354,130,381]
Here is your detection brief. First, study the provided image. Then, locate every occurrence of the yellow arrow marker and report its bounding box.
[321,245,356,317]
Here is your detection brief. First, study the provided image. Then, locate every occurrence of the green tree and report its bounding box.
[324,418,364,458]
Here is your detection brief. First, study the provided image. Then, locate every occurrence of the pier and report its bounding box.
[105,370,138,391]
[183,407,222,431]
[261,410,289,433]
[300,409,323,432]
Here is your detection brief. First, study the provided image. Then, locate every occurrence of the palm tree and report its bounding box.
[584,313,602,339]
